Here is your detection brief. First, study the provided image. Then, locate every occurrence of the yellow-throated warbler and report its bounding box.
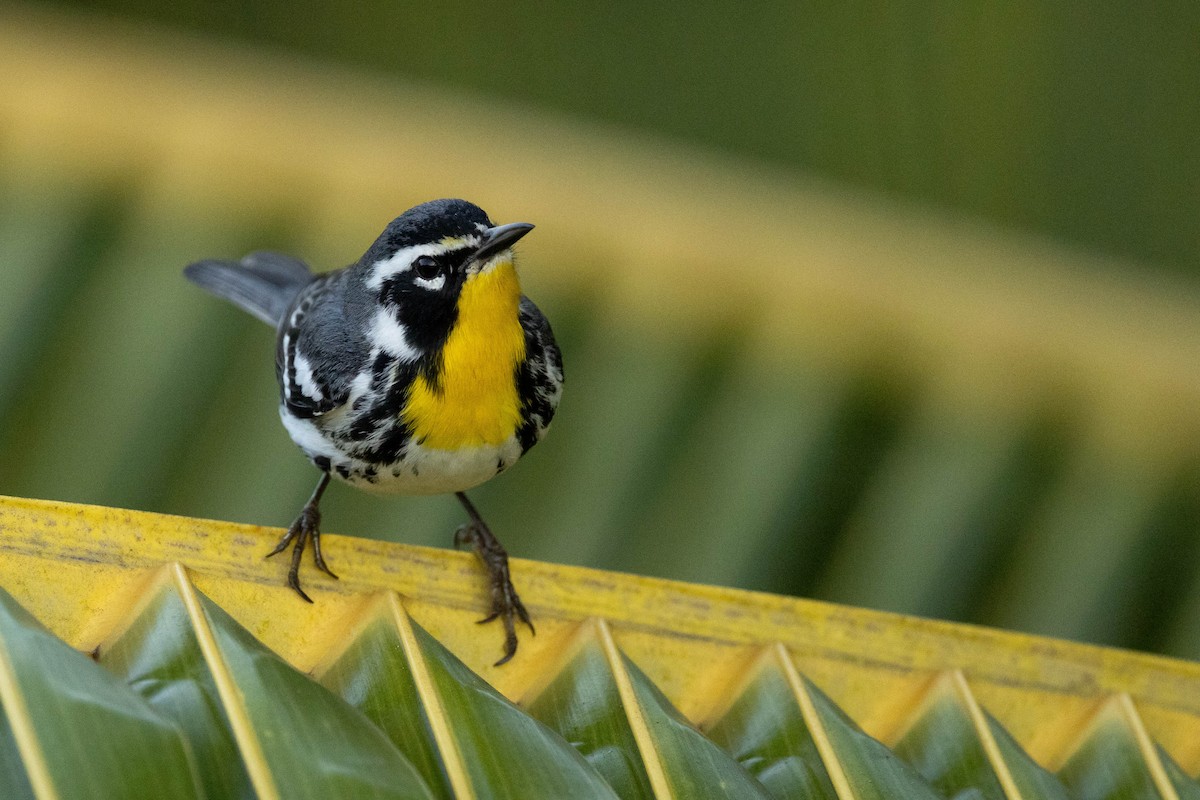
[184,199,562,664]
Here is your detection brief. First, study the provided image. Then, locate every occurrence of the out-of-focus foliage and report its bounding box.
[38,0,1200,280]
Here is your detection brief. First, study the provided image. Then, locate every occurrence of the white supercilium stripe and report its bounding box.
[365,239,471,290]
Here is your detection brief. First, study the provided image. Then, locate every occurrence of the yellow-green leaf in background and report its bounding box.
[318,594,618,799]
[0,584,204,799]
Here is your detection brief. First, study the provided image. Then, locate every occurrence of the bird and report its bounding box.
[183,198,563,665]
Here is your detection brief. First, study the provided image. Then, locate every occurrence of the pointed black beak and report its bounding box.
[473,222,534,264]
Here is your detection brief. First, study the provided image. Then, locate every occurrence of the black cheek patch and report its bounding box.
[399,297,458,354]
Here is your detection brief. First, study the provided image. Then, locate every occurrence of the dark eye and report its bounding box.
[413,255,440,281]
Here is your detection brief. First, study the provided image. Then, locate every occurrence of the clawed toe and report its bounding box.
[454,493,535,666]
[265,524,298,559]
[268,473,337,601]
[453,523,476,551]
[476,580,537,665]
[311,528,339,579]
[286,567,314,604]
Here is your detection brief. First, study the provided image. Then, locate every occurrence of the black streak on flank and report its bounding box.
[515,359,541,454]
[371,424,413,464]
[515,353,558,454]
[514,297,563,454]
[370,352,395,391]
[348,360,419,445]
[347,354,401,441]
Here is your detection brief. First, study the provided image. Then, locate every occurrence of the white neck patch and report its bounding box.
[370,307,422,362]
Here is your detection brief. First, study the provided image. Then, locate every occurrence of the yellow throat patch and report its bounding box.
[402,261,526,450]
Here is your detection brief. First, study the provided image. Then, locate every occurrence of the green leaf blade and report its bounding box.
[0,701,35,800]
[705,658,838,800]
[99,579,254,800]
[802,677,943,800]
[524,636,655,800]
[891,687,1007,800]
[0,586,204,800]
[1158,745,1200,800]
[986,714,1074,800]
[621,654,774,800]
[1056,704,1162,800]
[407,615,620,799]
[319,613,455,800]
[195,591,436,800]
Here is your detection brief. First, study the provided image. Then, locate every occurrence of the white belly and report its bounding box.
[280,408,523,495]
[358,437,523,495]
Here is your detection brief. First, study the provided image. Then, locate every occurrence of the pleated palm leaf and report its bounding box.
[3,497,1200,799]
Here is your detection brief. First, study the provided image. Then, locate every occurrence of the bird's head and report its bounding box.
[357,199,533,357]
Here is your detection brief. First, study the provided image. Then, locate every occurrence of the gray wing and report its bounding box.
[184,251,314,326]
[276,269,370,419]
[516,295,564,453]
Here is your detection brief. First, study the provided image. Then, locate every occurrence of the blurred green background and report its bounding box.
[2,2,1199,659]
[70,0,1200,278]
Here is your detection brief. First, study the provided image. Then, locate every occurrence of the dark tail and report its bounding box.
[184,251,314,326]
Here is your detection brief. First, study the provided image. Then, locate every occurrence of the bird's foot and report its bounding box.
[454,519,534,666]
[267,498,338,603]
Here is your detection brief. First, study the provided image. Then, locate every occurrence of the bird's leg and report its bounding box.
[453,492,534,666]
[266,472,337,602]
